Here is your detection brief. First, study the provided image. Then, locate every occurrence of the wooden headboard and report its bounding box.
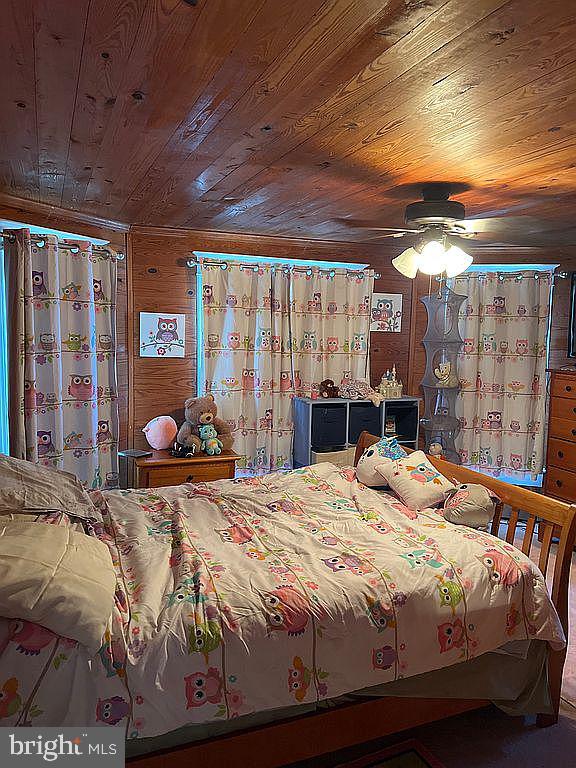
[353,430,576,727]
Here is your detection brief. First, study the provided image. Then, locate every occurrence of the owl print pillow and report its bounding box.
[356,437,407,487]
[442,483,500,530]
[376,450,454,511]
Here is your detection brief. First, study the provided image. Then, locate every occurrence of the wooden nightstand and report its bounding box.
[131,450,240,489]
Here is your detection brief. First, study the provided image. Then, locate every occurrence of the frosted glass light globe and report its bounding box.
[444,245,473,277]
[418,240,446,275]
[391,247,420,278]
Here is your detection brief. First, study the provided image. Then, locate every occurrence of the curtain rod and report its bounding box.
[441,269,566,282]
[1,231,124,260]
[186,257,381,280]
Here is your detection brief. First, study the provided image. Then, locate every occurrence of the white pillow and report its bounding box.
[376,451,455,511]
[0,454,100,521]
[356,437,407,487]
[0,520,115,653]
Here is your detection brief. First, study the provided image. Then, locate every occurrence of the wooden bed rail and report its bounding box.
[355,431,576,727]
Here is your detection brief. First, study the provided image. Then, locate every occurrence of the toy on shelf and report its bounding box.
[419,285,467,464]
[319,379,339,398]
[176,394,233,454]
[339,379,384,406]
[379,365,403,399]
[428,441,444,459]
[199,424,223,455]
[142,415,178,450]
[384,415,397,436]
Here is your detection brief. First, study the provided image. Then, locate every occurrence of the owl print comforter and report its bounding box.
[0,463,565,739]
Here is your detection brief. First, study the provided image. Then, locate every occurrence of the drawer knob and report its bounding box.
[186,474,194,482]
[556,480,563,487]
[567,386,572,392]
[558,451,564,459]
[572,429,576,437]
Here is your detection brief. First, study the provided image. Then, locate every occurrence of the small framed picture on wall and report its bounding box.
[370,293,403,333]
[139,312,186,358]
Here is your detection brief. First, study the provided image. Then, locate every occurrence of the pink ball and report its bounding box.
[142,416,178,450]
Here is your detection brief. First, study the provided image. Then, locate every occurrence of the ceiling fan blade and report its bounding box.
[367,231,411,239]
[473,232,576,247]
[333,217,419,233]
[459,215,556,235]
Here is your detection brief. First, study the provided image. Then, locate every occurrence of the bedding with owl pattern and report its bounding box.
[0,463,564,738]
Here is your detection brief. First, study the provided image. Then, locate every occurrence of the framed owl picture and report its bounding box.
[139,312,186,358]
[370,293,403,333]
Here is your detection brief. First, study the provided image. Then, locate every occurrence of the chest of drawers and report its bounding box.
[544,370,576,502]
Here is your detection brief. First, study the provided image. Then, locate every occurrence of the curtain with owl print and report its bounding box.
[453,269,553,481]
[289,267,373,396]
[201,261,373,475]
[6,229,119,489]
[202,261,293,475]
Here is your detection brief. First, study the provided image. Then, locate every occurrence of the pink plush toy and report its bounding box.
[142,416,178,450]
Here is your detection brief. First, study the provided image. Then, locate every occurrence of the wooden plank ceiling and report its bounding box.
[2,0,576,243]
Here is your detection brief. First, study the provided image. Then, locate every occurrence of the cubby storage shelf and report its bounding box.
[293,396,420,468]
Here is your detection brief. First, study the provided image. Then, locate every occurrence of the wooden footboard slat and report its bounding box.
[506,508,519,544]
[491,502,503,536]
[538,522,554,575]
[522,515,536,556]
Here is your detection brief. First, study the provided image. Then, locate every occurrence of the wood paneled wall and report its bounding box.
[3,194,575,456]
[126,226,415,449]
[126,230,576,451]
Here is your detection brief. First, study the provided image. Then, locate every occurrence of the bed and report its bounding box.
[1,432,574,768]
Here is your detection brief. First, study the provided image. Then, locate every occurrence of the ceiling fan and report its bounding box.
[336,181,576,277]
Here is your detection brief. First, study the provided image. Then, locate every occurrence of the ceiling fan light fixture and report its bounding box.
[417,239,446,275]
[391,238,473,279]
[392,247,420,278]
[444,245,473,277]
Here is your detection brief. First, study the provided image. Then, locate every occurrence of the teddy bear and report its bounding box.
[176,394,233,453]
[319,379,339,398]
[199,424,223,455]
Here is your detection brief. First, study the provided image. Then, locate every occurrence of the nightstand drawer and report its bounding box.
[545,466,576,502]
[547,437,576,469]
[132,450,240,488]
[142,463,233,488]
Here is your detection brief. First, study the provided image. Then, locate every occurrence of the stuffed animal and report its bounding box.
[428,442,444,459]
[142,416,178,450]
[176,394,233,453]
[339,379,384,406]
[319,379,339,398]
[199,424,223,455]
[170,442,197,458]
[442,483,500,530]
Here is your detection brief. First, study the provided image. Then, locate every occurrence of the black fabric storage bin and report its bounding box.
[311,403,347,450]
[348,402,381,444]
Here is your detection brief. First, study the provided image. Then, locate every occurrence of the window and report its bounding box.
[452,264,557,488]
[0,220,111,458]
[193,252,369,395]
[0,242,8,453]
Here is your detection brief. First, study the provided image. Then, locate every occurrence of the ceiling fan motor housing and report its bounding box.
[405,198,466,227]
